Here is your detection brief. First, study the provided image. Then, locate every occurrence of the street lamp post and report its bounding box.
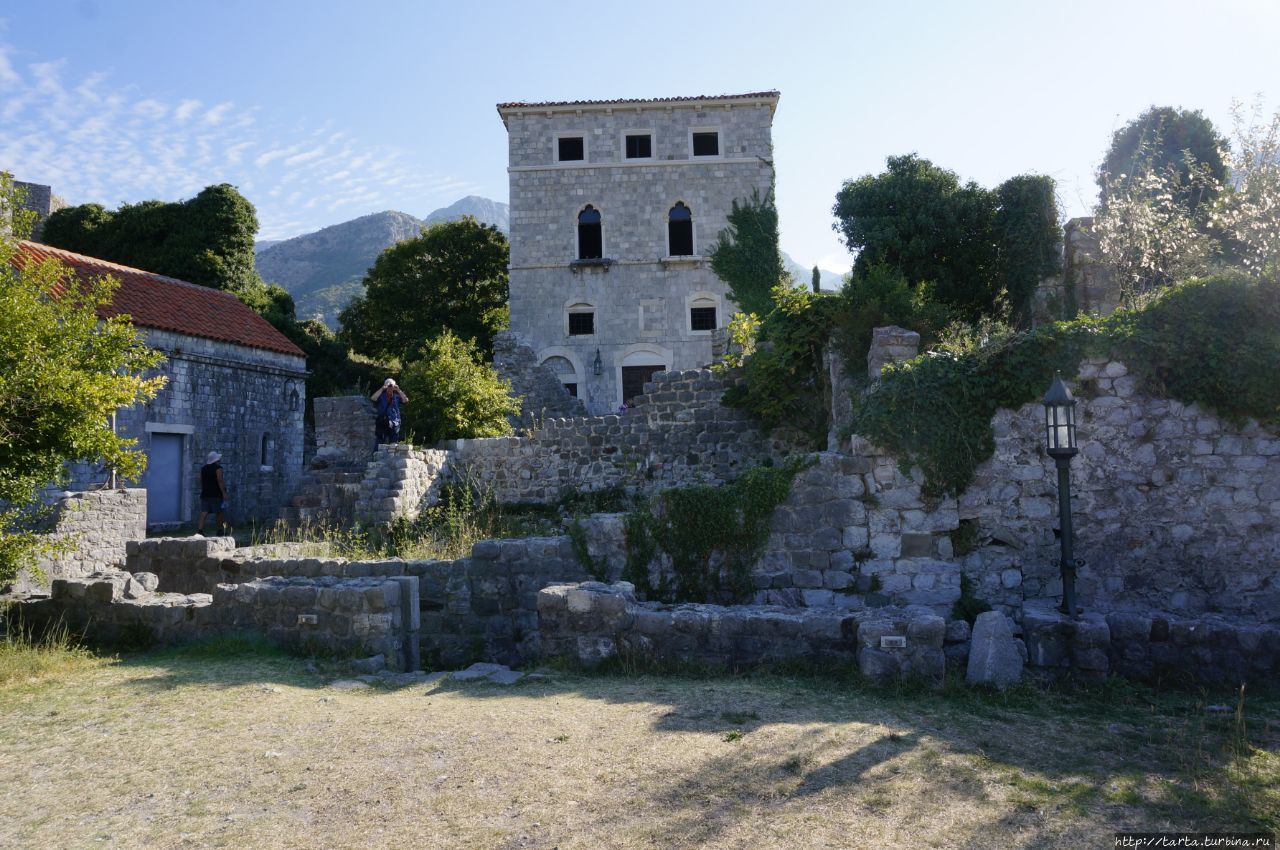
[1043,373,1080,619]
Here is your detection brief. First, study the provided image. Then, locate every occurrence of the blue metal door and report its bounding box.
[146,433,183,525]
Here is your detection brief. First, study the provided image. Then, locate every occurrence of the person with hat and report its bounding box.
[371,378,409,444]
[197,450,228,536]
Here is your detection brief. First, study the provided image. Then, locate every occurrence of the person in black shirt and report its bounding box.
[197,451,227,536]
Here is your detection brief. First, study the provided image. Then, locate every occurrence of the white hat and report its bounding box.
[206,451,221,464]
[384,378,396,387]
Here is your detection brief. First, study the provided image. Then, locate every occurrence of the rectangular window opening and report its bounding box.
[558,136,585,162]
[568,312,595,336]
[692,132,719,157]
[625,134,652,159]
[564,383,578,398]
[690,306,717,331]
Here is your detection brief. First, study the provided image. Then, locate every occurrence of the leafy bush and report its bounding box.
[397,331,520,446]
[621,460,807,604]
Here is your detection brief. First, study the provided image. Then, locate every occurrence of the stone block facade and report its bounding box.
[313,396,378,459]
[64,329,307,529]
[353,444,451,525]
[498,92,779,413]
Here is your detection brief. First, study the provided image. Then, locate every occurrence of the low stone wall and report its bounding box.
[445,369,783,503]
[123,534,593,667]
[13,570,418,669]
[1023,605,1280,687]
[6,488,147,594]
[537,581,946,685]
[353,444,451,525]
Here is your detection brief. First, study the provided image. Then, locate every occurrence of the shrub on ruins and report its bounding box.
[396,331,520,447]
[722,265,955,447]
[832,154,1061,325]
[338,218,509,364]
[0,176,166,584]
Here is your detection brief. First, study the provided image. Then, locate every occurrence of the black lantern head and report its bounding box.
[1043,374,1078,456]
[593,348,603,376]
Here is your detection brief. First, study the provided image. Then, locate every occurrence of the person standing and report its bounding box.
[372,378,409,444]
[197,451,228,536]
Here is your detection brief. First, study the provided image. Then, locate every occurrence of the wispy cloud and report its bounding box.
[0,42,482,241]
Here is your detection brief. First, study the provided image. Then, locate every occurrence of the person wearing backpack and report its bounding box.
[371,378,409,444]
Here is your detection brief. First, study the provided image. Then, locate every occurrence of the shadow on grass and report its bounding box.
[426,661,1280,843]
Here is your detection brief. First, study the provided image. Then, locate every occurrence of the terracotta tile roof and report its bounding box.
[13,241,306,358]
[497,91,780,112]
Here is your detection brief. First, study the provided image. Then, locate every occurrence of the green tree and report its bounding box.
[339,218,509,363]
[993,175,1062,326]
[833,154,999,315]
[1098,106,1228,215]
[811,265,821,292]
[1,175,166,583]
[397,331,520,446]
[41,184,262,294]
[710,189,786,317]
[833,155,1061,322]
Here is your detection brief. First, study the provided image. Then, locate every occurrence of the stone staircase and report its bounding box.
[279,455,372,528]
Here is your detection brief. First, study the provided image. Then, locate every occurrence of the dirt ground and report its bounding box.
[1,641,1276,850]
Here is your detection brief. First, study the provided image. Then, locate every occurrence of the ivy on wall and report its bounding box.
[849,272,1279,497]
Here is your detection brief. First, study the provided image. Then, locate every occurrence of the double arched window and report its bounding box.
[668,202,693,256]
[577,205,603,260]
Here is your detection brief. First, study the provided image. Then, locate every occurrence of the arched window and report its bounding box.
[260,432,274,467]
[577,205,603,260]
[668,202,693,257]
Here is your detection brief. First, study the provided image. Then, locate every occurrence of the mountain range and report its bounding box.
[255,196,509,325]
[255,195,844,326]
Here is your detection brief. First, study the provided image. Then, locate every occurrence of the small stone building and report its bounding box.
[496,91,780,414]
[14,242,308,528]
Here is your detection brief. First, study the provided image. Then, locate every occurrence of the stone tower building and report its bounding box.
[496,91,780,414]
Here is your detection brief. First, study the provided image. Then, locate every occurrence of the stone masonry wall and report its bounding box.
[62,329,307,528]
[314,396,378,460]
[14,571,417,669]
[504,96,777,413]
[537,581,947,685]
[758,357,1279,623]
[445,368,784,503]
[6,488,146,594]
[353,444,451,525]
[492,330,588,424]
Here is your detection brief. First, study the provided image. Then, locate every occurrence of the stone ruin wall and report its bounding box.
[4,488,146,594]
[491,330,588,425]
[443,368,787,504]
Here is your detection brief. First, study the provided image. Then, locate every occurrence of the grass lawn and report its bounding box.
[0,637,1276,850]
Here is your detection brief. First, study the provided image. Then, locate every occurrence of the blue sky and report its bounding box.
[2,0,1277,272]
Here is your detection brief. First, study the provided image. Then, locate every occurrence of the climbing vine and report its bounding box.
[850,271,1279,497]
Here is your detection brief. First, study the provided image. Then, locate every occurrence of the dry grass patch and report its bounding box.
[0,643,1276,849]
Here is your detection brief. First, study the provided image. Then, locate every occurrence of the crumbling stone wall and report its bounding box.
[313,396,378,460]
[14,570,419,669]
[446,369,783,503]
[537,581,946,685]
[492,331,587,423]
[6,488,146,594]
